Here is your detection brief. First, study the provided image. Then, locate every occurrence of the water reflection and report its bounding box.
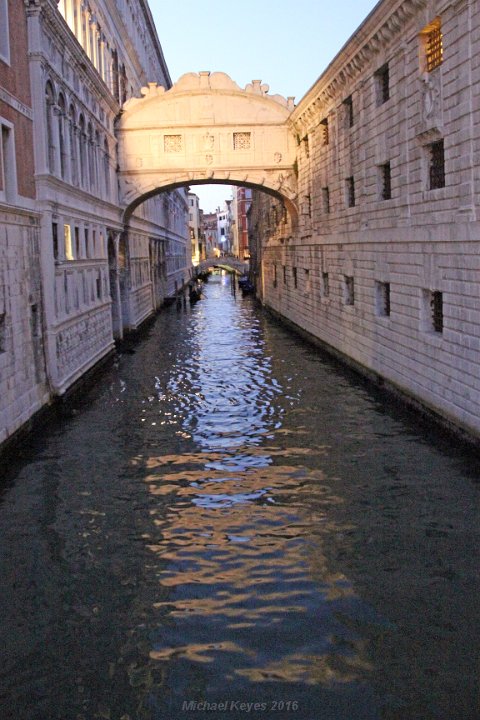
[0,274,479,720]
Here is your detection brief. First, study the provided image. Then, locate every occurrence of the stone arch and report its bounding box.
[121,178,298,227]
[117,72,299,218]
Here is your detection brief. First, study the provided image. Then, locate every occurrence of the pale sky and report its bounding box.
[149,0,379,212]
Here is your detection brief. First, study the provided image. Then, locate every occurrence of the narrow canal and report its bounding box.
[1,274,479,720]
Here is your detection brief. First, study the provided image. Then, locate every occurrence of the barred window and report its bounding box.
[429,139,445,189]
[164,134,182,153]
[320,118,329,145]
[293,267,298,289]
[426,24,443,72]
[322,187,330,214]
[375,281,391,317]
[343,96,354,128]
[375,63,390,105]
[344,275,354,305]
[346,176,355,207]
[233,132,251,150]
[380,162,392,200]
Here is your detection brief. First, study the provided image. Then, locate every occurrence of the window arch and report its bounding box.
[87,121,94,190]
[68,103,77,186]
[57,93,67,180]
[78,114,86,187]
[103,137,110,198]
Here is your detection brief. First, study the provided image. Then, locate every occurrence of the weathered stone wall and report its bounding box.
[259,0,480,437]
[0,210,48,444]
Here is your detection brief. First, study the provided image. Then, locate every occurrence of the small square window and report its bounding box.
[375,281,391,316]
[233,132,251,150]
[429,139,445,189]
[346,177,355,207]
[375,64,390,105]
[344,275,354,305]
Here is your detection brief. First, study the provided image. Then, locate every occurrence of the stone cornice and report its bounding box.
[291,0,428,134]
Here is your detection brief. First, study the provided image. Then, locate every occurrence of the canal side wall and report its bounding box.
[259,0,480,438]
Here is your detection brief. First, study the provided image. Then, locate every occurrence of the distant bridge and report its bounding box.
[195,258,249,277]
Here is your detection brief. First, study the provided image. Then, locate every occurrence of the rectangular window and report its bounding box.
[52,222,59,261]
[431,290,443,333]
[293,267,298,289]
[233,132,251,150]
[322,187,330,214]
[64,224,74,260]
[320,118,329,145]
[304,268,310,294]
[429,139,445,189]
[96,271,102,299]
[0,0,10,64]
[0,313,5,353]
[375,281,391,316]
[375,63,390,105]
[380,162,392,200]
[346,177,355,207]
[344,275,354,305]
[302,135,310,158]
[273,264,277,288]
[343,96,354,128]
[85,227,90,257]
[424,21,443,72]
[0,122,16,202]
[283,265,287,285]
[322,272,330,298]
[75,227,80,258]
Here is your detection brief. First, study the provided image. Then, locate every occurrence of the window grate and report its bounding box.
[429,139,445,189]
[381,162,392,200]
[233,132,251,150]
[164,134,182,153]
[376,64,390,104]
[320,118,329,145]
[322,187,330,214]
[426,26,443,72]
[343,96,354,128]
[376,281,391,316]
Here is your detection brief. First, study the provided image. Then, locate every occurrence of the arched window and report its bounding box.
[45,82,56,174]
[103,137,110,198]
[58,94,67,180]
[87,121,94,190]
[69,104,77,186]
[78,114,86,187]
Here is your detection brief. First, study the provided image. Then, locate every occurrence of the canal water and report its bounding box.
[1,273,479,720]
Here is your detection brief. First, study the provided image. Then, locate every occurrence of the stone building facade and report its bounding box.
[256,0,480,438]
[0,0,190,448]
[0,0,47,445]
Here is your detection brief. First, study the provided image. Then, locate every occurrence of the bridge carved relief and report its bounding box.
[117,72,298,218]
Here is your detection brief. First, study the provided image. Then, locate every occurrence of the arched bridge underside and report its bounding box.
[117,72,298,219]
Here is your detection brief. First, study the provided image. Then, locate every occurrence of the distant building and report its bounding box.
[188,192,202,265]
[233,187,252,260]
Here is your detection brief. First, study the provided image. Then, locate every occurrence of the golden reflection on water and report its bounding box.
[142,441,369,688]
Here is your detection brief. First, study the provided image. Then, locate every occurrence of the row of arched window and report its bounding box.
[45,81,112,200]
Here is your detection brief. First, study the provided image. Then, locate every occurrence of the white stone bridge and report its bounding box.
[117,72,298,221]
